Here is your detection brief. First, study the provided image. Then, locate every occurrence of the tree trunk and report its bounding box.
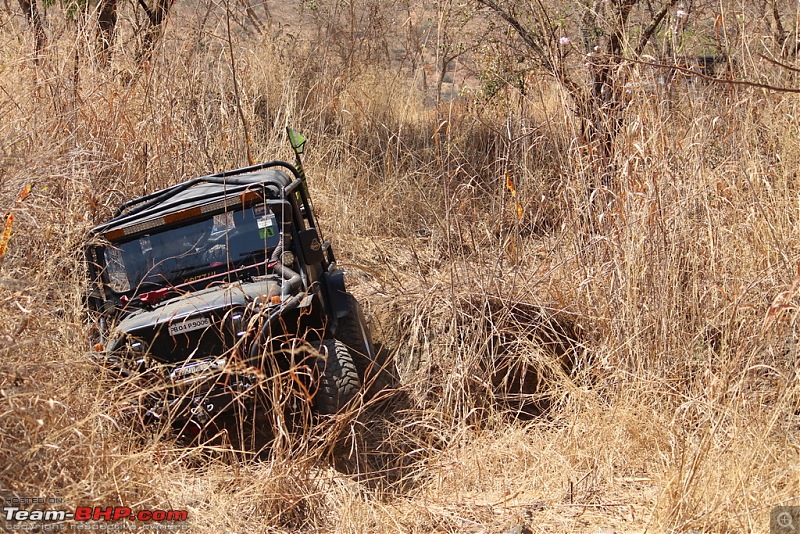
[97,0,118,64]
[136,0,175,64]
[18,0,46,63]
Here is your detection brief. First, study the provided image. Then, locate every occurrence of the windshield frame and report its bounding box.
[90,197,293,303]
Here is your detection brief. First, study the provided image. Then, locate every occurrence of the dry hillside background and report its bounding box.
[2,0,800,532]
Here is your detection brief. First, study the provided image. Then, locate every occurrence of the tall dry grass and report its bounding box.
[1,1,800,532]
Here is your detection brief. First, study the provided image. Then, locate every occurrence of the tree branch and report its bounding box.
[634,0,676,56]
[631,56,800,93]
[476,0,552,72]
[137,0,156,25]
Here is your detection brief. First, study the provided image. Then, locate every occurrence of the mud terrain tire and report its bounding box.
[335,293,393,394]
[313,339,360,414]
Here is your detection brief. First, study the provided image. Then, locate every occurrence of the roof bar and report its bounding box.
[113,161,300,218]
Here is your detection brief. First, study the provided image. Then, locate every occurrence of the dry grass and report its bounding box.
[2,1,800,533]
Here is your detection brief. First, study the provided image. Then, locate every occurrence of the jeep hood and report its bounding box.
[113,279,280,336]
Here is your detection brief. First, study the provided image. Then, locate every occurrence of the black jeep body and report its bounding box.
[85,157,376,444]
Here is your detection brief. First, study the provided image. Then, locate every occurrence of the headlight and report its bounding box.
[103,336,149,376]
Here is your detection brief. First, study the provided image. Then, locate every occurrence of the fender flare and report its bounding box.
[323,268,350,319]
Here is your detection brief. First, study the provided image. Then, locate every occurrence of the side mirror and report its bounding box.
[298,228,324,264]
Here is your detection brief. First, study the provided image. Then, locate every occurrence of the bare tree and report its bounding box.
[98,0,175,66]
[477,0,678,166]
[432,0,484,107]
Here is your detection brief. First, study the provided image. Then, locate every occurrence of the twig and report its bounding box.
[625,56,800,94]
[562,502,629,507]
[759,53,800,74]
[225,0,254,166]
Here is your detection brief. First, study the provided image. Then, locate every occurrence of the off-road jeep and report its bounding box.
[84,130,377,444]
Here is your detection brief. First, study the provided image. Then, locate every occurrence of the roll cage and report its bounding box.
[85,161,336,316]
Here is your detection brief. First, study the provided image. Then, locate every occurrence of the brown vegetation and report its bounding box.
[2,0,800,532]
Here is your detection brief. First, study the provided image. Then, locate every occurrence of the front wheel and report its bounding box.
[335,293,394,395]
[313,339,361,414]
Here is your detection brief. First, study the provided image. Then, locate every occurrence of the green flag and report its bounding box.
[287,128,306,155]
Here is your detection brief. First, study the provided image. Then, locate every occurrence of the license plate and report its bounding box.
[170,357,226,380]
[168,317,211,336]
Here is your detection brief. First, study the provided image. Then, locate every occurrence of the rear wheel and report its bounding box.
[313,339,360,414]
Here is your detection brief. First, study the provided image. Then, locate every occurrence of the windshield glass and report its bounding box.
[102,203,283,294]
